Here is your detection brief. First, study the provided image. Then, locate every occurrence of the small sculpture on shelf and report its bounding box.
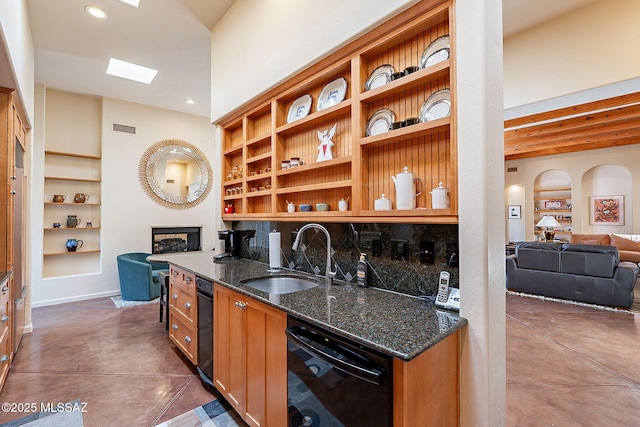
[316,124,336,162]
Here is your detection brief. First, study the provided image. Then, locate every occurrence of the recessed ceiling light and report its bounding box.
[106,58,158,84]
[84,5,108,19]
[117,0,141,7]
[185,99,195,105]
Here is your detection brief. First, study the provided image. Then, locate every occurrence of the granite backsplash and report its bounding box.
[227,221,459,297]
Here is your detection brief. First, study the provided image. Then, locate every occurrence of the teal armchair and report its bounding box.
[117,252,169,301]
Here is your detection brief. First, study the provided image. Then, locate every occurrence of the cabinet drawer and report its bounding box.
[169,282,197,324]
[169,313,197,364]
[170,265,196,291]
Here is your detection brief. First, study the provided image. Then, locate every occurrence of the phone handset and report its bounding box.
[435,271,459,311]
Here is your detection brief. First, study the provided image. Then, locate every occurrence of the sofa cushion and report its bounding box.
[560,244,618,278]
[516,241,562,272]
[570,234,610,245]
[610,234,640,252]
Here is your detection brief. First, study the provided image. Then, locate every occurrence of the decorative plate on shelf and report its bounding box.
[366,109,395,136]
[287,94,312,123]
[419,89,451,122]
[420,35,450,69]
[364,64,395,91]
[317,77,347,111]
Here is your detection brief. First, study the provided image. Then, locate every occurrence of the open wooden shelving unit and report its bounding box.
[219,1,457,224]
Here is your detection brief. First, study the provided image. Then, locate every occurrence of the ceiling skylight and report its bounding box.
[117,0,141,7]
[106,58,158,84]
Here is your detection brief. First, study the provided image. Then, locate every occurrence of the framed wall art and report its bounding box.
[590,195,624,225]
[508,205,521,219]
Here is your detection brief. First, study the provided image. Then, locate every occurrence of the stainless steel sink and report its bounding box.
[242,276,319,294]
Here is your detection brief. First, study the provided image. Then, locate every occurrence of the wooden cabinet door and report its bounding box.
[213,285,246,414]
[244,298,287,427]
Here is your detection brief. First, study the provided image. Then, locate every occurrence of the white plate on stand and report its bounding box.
[364,64,395,91]
[420,89,451,122]
[317,77,347,111]
[287,94,312,123]
[366,109,395,136]
[420,35,450,69]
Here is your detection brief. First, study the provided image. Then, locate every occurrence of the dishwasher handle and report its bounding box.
[286,326,384,385]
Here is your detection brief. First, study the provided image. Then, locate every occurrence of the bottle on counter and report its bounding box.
[356,253,369,287]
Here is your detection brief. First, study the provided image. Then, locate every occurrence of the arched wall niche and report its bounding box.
[533,169,572,241]
[582,164,632,233]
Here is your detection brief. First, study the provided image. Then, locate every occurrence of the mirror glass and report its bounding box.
[138,139,213,209]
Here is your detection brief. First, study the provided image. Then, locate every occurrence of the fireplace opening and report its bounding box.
[152,226,201,254]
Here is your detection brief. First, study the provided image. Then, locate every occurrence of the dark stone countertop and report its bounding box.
[152,252,466,361]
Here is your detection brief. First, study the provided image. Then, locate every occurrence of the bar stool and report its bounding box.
[158,270,169,330]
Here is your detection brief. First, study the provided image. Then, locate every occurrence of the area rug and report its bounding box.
[0,400,84,427]
[154,398,246,427]
[110,296,159,309]
[508,290,639,315]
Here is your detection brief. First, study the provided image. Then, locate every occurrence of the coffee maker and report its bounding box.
[215,230,255,260]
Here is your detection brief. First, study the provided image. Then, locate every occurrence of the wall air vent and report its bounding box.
[507,167,518,173]
[112,122,136,135]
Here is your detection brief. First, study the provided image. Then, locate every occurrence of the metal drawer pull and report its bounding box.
[172,294,178,300]
[172,324,178,331]
[1,286,7,293]
[0,355,8,363]
[173,271,179,276]
[235,301,247,309]
[184,302,191,309]
[184,336,191,343]
[1,316,8,323]
[10,190,16,195]
[185,277,192,284]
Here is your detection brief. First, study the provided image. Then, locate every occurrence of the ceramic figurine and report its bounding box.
[316,124,337,162]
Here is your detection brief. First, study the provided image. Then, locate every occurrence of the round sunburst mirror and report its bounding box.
[138,139,213,209]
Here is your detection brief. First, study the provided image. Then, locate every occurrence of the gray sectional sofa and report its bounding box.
[506,241,638,308]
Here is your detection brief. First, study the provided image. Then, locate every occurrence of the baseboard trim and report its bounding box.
[31,290,121,308]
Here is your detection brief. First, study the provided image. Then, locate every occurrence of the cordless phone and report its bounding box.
[435,271,460,311]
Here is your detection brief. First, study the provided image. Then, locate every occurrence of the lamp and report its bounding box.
[536,215,561,242]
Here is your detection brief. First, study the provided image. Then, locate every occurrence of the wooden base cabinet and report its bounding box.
[393,330,460,427]
[213,284,287,427]
[168,264,198,364]
[0,273,12,390]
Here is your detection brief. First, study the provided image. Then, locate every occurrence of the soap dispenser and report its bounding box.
[356,253,369,287]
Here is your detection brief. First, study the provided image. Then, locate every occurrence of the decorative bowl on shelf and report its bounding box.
[316,203,329,211]
[299,204,312,212]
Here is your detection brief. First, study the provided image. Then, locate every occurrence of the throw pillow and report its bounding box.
[610,234,640,251]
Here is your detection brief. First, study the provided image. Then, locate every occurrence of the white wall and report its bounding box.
[0,0,34,124]
[503,0,640,110]
[31,93,220,306]
[209,0,418,122]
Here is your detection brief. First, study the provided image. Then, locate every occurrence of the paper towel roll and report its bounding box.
[269,231,282,270]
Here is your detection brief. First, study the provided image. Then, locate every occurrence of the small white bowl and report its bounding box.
[316,203,329,211]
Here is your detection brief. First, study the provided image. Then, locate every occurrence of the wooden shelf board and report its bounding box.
[360,208,456,217]
[276,101,351,135]
[246,152,271,164]
[44,227,100,230]
[360,118,450,148]
[276,156,352,177]
[223,178,243,186]
[44,176,101,183]
[246,190,272,198]
[534,188,571,192]
[246,173,272,183]
[359,60,450,104]
[223,144,243,156]
[276,180,352,194]
[246,134,271,147]
[536,209,571,213]
[44,202,101,206]
[223,194,245,201]
[44,250,101,257]
[45,150,101,160]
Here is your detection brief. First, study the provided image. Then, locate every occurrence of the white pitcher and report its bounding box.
[391,166,422,210]
[429,182,450,209]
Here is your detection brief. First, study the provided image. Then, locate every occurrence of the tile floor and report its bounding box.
[0,294,638,426]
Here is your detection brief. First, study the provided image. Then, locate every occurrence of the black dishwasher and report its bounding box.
[286,317,392,427]
[196,276,215,392]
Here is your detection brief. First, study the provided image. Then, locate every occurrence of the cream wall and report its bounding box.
[209,0,418,122]
[31,92,219,306]
[0,0,34,123]
[506,145,640,242]
[503,0,640,110]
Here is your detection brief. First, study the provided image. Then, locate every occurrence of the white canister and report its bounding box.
[287,202,296,213]
[374,194,392,210]
[429,182,450,209]
[338,198,348,211]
